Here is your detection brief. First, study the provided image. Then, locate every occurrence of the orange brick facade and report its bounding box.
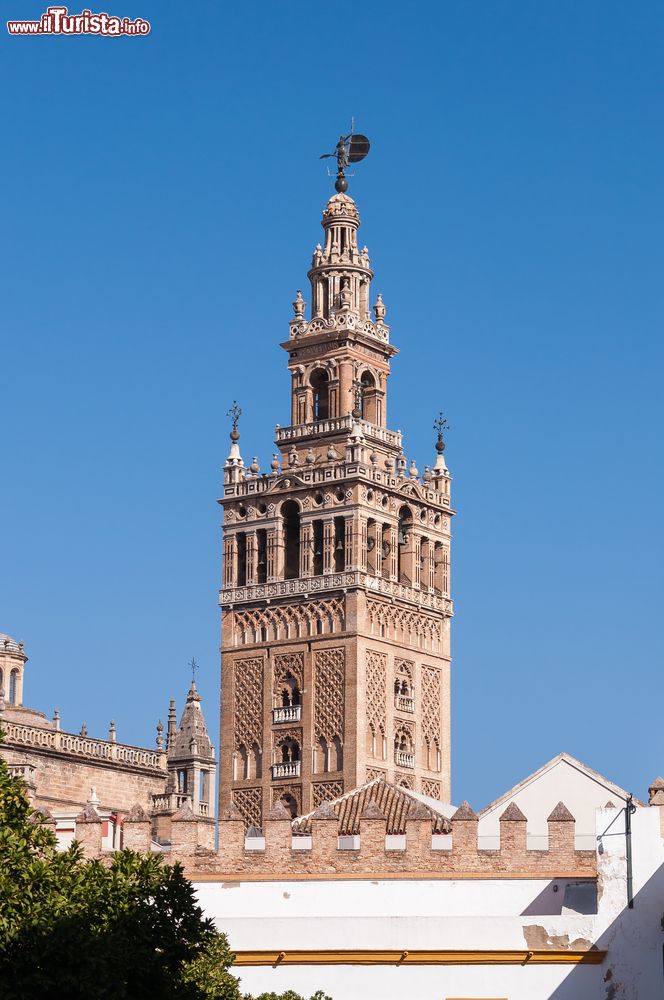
[218,192,454,830]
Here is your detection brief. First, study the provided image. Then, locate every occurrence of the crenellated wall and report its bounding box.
[95,800,596,879]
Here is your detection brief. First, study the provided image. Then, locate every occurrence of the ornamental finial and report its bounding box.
[434,412,450,453]
[226,401,242,442]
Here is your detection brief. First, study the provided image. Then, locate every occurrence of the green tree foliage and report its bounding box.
[0,748,330,1000]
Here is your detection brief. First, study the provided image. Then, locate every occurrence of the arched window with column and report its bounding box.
[360,370,379,424]
[282,500,301,580]
[9,669,18,706]
[310,368,330,420]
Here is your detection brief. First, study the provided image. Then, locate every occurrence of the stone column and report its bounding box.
[245,532,257,586]
[223,536,237,589]
[300,521,313,578]
[358,516,368,572]
[344,516,354,570]
[323,519,335,574]
[389,525,398,581]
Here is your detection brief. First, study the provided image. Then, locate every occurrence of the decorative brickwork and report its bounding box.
[422,663,441,769]
[422,778,442,799]
[271,784,302,816]
[366,767,387,782]
[233,786,262,831]
[365,649,387,737]
[218,187,454,814]
[271,728,303,753]
[233,598,344,645]
[233,658,264,750]
[367,599,442,651]
[273,652,304,696]
[314,648,345,742]
[313,780,344,806]
[395,771,414,790]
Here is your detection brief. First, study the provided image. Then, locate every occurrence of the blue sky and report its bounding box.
[2,1,662,807]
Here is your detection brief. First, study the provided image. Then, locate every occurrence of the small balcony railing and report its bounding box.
[272,705,301,724]
[395,694,415,713]
[395,750,415,769]
[271,760,301,780]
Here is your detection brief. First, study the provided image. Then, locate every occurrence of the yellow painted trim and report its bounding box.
[191,870,595,883]
[231,948,606,967]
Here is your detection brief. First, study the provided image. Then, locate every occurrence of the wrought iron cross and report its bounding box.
[434,412,450,439]
[226,401,242,430]
[189,657,199,683]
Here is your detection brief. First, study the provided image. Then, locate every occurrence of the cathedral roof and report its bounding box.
[292,777,453,836]
[169,681,214,762]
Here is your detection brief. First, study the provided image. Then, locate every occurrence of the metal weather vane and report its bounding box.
[320,122,371,193]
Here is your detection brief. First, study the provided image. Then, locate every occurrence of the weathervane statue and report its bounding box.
[320,124,370,193]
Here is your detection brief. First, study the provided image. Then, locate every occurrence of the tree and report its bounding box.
[0,748,330,1000]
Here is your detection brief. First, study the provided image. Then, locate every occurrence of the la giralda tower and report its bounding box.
[218,146,454,830]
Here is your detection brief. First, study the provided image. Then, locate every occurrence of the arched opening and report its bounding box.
[279,737,301,763]
[330,735,343,771]
[277,672,301,708]
[278,792,299,819]
[314,735,328,774]
[251,741,262,779]
[256,529,267,584]
[380,523,391,579]
[310,368,330,420]
[334,516,345,572]
[282,500,300,580]
[237,745,249,780]
[434,542,445,595]
[9,669,18,706]
[366,723,376,757]
[397,506,414,584]
[312,520,324,576]
[360,370,379,424]
[366,518,378,576]
[236,533,247,587]
[419,536,430,590]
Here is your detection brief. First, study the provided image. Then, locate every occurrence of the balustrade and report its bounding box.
[271,760,301,779]
[272,705,301,724]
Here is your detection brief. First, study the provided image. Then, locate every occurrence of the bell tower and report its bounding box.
[218,181,455,832]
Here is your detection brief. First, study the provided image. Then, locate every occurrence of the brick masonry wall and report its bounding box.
[1,744,167,816]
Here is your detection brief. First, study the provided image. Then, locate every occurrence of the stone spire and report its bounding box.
[166,681,216,821]
[170,681,213,761]
[166,698,177,752]
[224,401,244,485]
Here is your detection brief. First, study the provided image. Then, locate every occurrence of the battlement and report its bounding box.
[76,798,596,880]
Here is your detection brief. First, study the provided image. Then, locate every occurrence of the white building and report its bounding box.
[195,799,664,1000]
[477,752,638,851]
